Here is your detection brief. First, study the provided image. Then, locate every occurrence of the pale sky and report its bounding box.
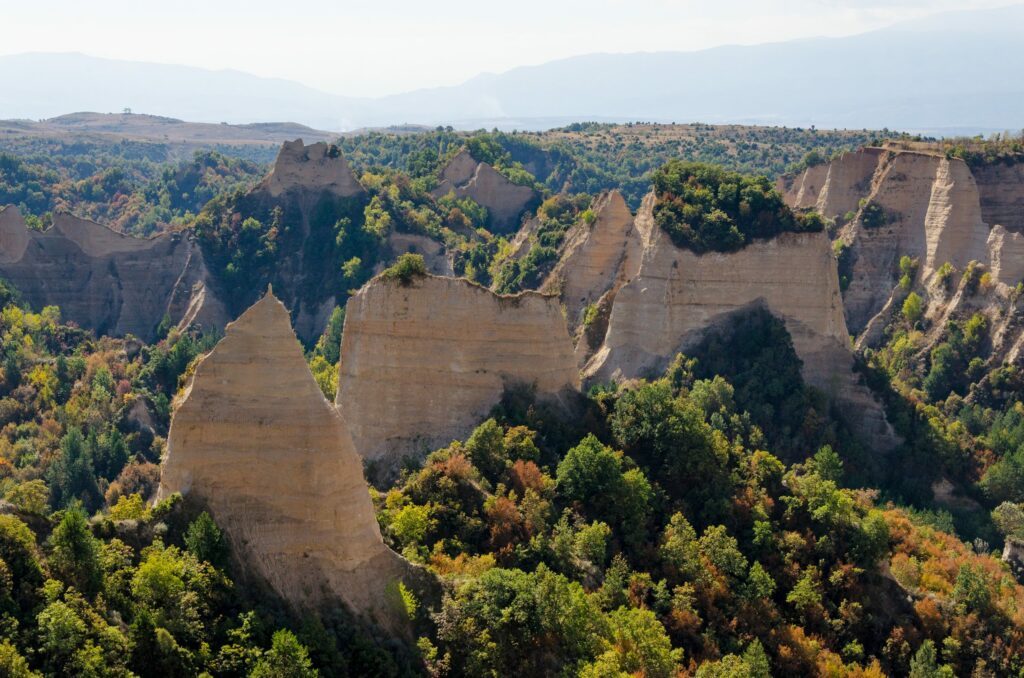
[1,0,1011,97]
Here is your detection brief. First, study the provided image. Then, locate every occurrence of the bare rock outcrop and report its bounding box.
[337,274,579,476]
[585,197,894,451]
[384,232,453,276]
[542,191,642,330]
[0,205,226,340]
[261,139,365,198]
[157,291,413,629]
[778,148,881,220]
[431,149,537,232]
[783,147,1024,346]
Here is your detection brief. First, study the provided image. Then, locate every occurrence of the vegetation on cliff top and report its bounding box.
[652,161,825,253]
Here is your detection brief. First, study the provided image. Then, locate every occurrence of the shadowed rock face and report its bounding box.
[0,206,226,340]
[260,139,365,199]
[157,292,412,629]
[337,274,580,477]
[431,149,537,233]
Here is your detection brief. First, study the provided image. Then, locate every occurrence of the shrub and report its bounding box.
[902,292,924,325]
[380,253,427,285]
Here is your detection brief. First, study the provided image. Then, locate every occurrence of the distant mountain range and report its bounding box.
[2,4,1022,134]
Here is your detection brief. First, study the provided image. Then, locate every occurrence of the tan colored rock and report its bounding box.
[157,291,412,629]
[839,151,990,332]
[586,197,894,451]
[0,206,227,340]
[337,274,579,475]
[777,149,881,220]
[542,191,641,329]
[385,232,453,276]
[261,139,365,198]
[432,149,537,232]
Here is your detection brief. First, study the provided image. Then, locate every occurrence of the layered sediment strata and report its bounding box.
[0,205,226,340]
[157,292,413,629]
[542,191,643,332]
[337,274,579,475]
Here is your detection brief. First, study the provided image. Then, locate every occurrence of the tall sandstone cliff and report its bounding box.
[570,195,894,451]
[0,205,226,340]
[431,149,537,233]
[783,147,1024,362]
[337,274,579,476]
[157,292,414,629]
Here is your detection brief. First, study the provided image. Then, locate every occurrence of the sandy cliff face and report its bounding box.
[779,148,881,220]
[0,206,226,340]
[585,197,894,450]
[542,191,642,329]
[337,274,579,475]
[432,149,537,232]
[157,292,412,629]
[783,147,1024,342]
[261,139,365,199]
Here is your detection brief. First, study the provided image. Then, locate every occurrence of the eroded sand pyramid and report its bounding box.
[157,291,411,628]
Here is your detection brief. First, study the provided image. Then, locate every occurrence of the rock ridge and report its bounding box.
[0,205,227,340]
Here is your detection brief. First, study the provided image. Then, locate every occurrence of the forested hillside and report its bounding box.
[0,126,1022,676]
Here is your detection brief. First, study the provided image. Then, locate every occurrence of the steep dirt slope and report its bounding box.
[157,291,415,630]
[542,191,641,329]
[0,205,226,340]
[337,274,579,478]
[431,149,537,232]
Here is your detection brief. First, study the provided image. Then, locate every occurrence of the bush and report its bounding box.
[380,253,427,285]
[651,161,818,253]
[902,292,924,325]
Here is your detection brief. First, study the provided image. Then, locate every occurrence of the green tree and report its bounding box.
[185,512,228,568]
[48,505,102,597]
[250,630,318,678]
[902,292,924,325]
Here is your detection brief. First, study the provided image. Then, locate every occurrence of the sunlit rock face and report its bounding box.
[337,274,579,478]
[158,291,412,630]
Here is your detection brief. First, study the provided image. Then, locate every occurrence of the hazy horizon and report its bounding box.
[3,0,1016,98]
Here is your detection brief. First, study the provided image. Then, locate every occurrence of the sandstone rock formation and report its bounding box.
[777,148,881,221]
[157,291,413,629]
[0,205,227,340]
[261,139,365,199]
[584,196,894,451]
[783,146,1024,358]
[384,232,453,276]
[337,274,579,476]
[432,149,537,232]
[542,191,641,331]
